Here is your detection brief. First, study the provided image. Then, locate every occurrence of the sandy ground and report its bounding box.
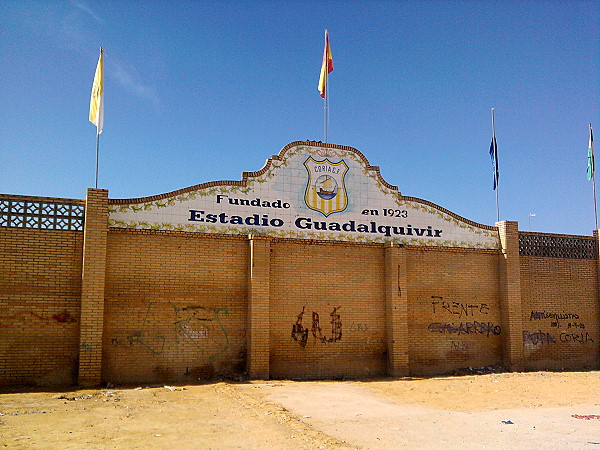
[1,371,599,449]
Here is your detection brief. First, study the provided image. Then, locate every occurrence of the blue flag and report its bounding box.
[490,135,499,190]
[587,124,594,181]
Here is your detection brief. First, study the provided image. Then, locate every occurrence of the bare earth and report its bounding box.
[1,371,599,449]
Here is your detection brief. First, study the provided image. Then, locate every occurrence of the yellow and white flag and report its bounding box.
[89,48,104,134]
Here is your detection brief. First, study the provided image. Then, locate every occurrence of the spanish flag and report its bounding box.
[318,30,333,99]
[89,48,104,134]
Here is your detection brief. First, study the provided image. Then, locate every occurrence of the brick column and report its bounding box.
[594,229,600,287]
[247,235,271,379]
[497,221,524,371]
[385,243,409,376]
[78,188,109,386]
[594,230,600,363]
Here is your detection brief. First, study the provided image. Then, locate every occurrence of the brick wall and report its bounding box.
[2,192,599,385]
[101,230,249,384]
[269,240,387,379]
[407,247,503,375]
[521,256,599,370]
[0,228,82,385]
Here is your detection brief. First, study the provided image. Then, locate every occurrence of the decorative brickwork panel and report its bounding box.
[108,142,499,250]
[519,232,596,259]
[0,195,84,231]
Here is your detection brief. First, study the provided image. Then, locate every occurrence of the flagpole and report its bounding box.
[95,131,100,189]
[323,73,327,144]
[323,29,329,146]
[318,29,333,150]
[591,123,598,230]
[90,47,104,189]
[492,108,499,222]
[592,173,597,231]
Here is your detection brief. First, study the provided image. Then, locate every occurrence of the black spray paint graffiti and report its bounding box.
[291,306,342,347]
[431,297,490,318]
[522,330,594,345]
[313,307,342,343]
[523,330,557,345]
[529,310,584,329]
[527,309,594,343]
[560,332,594,343]
[428,321,501,337]
[429,296,498,350]
[530,311,579,321]
[291,306,309,347]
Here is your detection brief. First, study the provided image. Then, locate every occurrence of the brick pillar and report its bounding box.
[247,235,271,379]
[497,221,524,371]
[594,230,600,363]
[385,243,409,376]
[78,188,109,386]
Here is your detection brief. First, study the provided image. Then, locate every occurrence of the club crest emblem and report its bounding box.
[304,157,349,217]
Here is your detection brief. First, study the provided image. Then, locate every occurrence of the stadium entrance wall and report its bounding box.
[1,142,598,386]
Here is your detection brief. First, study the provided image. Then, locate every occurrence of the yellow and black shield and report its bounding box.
[304,157,349,217]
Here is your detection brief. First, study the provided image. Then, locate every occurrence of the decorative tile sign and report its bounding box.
[108,142,499,249]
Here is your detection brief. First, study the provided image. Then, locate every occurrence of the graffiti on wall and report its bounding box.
[173,305,231,359]
[428,321,501,337]
[291,306,309,347]
[350,322,368,333]
[427,296,500,351]
[522,330,556,345]
[0,309,77,325]
[110,302,231,358]
[124,302,166,355]
[291,306,342,347]
[450,340,477,351]
[529,311,585,329]
[558,332,594,343]
[431,298,490,318]
[524,310,594,346]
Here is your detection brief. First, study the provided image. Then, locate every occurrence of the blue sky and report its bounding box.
[1,0,598,235]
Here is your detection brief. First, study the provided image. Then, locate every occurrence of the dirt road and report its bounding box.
[1,371,599,449]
